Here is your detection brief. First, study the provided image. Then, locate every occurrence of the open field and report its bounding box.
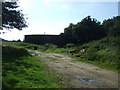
[2,42,21,45]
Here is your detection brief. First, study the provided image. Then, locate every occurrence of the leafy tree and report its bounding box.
[64,23,75,36]
[77,16,105,42]
[102,16,120,37]
[1,1,27,30]
[62,16,105,44]
[102,18,114,35]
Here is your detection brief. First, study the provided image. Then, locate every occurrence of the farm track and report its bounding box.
[31,51,119,88]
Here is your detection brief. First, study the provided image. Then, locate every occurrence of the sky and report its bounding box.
[0,0,119,41]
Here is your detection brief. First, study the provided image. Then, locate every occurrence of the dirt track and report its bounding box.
[32,51,119,88]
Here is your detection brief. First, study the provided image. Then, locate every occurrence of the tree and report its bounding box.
[75,16,105,42]
[1,1,27,30]
[102,18,114,35]
[102,16,120,37]
[64,23,75,36]
[62,16,105,44]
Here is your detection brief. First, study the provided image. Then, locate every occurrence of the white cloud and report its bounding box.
[61,4,69,9]
[0,29,24,41]
[57,22,69,32]
[43,0,49,5]
[41,0,119,2]
[58,22,69,28]
[46,0,119,2]
[1,22,69,41]
[20,23,60,35]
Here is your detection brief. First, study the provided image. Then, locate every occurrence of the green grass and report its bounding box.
[14,42,76,53]
[2,46,61,88]
[44,44,76,53]
[75,58,119,71]
[45,48,69,53]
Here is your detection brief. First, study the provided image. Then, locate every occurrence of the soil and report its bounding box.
[31,51,119,88]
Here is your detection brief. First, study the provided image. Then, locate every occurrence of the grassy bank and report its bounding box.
[74,36,120,72]
[2,45,61,88]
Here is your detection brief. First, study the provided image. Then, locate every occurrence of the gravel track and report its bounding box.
[31,51,119,88]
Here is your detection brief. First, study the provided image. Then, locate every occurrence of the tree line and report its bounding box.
[60,16,120,45]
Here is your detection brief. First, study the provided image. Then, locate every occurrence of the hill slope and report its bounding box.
[70,36,120,71]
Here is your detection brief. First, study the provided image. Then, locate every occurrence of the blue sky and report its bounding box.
[1,0,119,41]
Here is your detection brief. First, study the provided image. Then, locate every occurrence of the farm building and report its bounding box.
[24,34,73,47]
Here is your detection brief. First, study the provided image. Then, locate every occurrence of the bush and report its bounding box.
[38,43,58,52]
[2,46,30,62]
[44,43,57,49]
[65,43,75,48]
[84,47,98,61]
[17,42,40,50]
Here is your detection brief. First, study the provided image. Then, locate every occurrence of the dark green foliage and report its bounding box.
[17,42,58,52]
[62,16,106,44]
[61,16,120,45]
[37,43,58,52]
[74,16,104,43]
[64,23,75,37]
[2,46,30,62]
[115,36,120,55]
[84,47,98,61]
[2,1,27,30]
[102,16,120,37]
[44,43,58,49]
[65,43,75,48]
[17,42,40,50]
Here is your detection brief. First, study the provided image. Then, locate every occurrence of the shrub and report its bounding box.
[2,46,30,62]
[17,42,40,50]
[44,43,57,49]
[65,43,75,48]
[38,43,58,52]
[83,47,98,61]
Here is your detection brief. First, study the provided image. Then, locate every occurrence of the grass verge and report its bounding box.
[75,57,119,72]
[2,46,61,88]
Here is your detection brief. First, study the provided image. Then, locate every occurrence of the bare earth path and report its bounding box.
[32,51,119,88]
